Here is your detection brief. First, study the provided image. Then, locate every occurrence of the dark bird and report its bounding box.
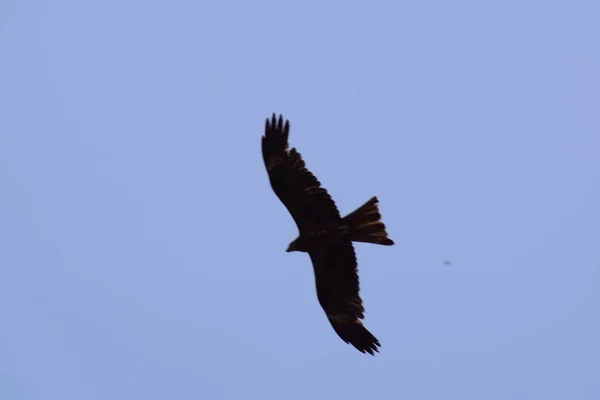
[261,114,394,355]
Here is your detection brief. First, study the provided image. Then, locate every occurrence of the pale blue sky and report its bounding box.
[1,1,599,399]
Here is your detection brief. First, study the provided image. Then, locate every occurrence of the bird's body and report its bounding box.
[261,114,394,355]
[287,222,350,252]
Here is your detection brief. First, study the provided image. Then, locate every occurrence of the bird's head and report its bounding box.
[286,239,299,253]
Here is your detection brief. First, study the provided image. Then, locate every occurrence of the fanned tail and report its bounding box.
[343,196,394,246]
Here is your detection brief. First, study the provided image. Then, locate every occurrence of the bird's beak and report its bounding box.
[286,245,293,252]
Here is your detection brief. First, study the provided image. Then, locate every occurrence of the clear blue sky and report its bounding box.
[1,1,599,399]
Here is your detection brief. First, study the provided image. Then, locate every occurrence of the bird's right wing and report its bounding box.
[309,240,381,355]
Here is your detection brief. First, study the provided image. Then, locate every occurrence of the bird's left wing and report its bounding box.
[261,114,341,232]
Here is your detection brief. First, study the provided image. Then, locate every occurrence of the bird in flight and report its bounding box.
[261,114,394,355]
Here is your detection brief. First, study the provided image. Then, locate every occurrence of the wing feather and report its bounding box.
[262,114,341,232]
[309,241,381,355]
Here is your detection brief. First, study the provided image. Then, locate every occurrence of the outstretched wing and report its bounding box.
[262,114,341,233]
[309,241,381,355]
